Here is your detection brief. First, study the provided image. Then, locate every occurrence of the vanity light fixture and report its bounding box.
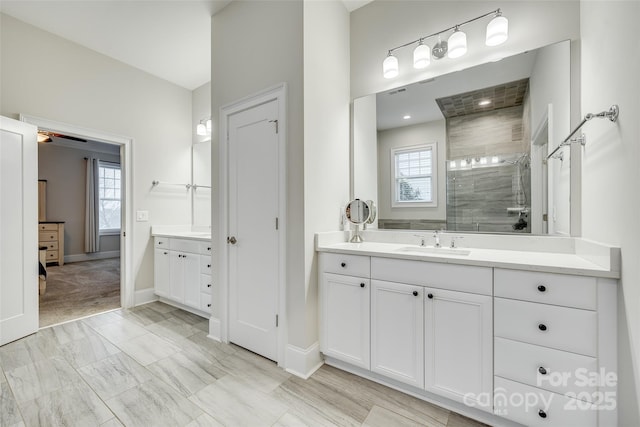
[491,156,500,164]
[403,115,412,120]
[382,8,508,78]
[196,118,212,136]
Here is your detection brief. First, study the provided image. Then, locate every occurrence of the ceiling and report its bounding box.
[436,78,529,118]
[0,0,372,91]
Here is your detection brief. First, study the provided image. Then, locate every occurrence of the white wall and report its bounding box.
[580,1,640,425]
[192,81,211,228]
[377,120,446,221]
[0,13,193,292]
[352,94,378,227]
[303,0,351,347]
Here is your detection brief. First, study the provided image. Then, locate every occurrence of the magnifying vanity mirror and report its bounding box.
[345,199,375,242]
[353,40,572,235]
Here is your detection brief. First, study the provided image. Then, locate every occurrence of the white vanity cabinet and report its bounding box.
[154,236,212,316]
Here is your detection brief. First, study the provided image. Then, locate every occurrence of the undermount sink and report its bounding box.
[396,246,471,256]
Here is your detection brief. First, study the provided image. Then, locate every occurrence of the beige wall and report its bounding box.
[1,13,193,292]
[580,1,640,425]
[38,143,120,258]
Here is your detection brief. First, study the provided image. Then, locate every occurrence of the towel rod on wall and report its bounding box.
[547,105,619,161]
[151,180,192,190]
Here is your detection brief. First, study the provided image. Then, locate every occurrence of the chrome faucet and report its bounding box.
[433,231,441,248]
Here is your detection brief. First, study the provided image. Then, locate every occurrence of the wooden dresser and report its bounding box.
[39,221,65,265]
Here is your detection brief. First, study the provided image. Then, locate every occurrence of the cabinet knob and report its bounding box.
[538,284,547,292]
[427,293,433,299]
[207,247,211,251]
[207,264,211,268]
[538,410,547,419]
[178,254,182,258]
[360,283,365,288]
[163,252,168,255]
[158,241,163,245]
[538,323,547,331]
[538,366,547,375]
[207,284,212,288]
[412,291,418,296]
[207,303,211,307]
[341,262,346,267]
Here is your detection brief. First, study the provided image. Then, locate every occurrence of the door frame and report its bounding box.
[20,114,135,309]
[219,83,287,365]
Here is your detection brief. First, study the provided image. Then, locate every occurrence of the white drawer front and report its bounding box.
[170,238,201,254]
[200,241,213,255]
[495,337,598,400]
[495,298,597,356]
[200,255,212,274]
[154,237,169,249]
[321,253,370,277]
[495,269,596,310]
[201,274,213,294]
[494,377,597,427]
[201,293,212,312]
[371,257,492,295]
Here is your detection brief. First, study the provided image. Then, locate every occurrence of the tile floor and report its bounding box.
[0,302,487,427]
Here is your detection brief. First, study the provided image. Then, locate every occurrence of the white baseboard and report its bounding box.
[134,288,158,306]
[285,342,323,379]
[65,251,120,264]
[208,317,221,342]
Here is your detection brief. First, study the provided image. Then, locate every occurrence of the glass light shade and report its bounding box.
[447,29,467,59]
[206,119,212,133]
[413,43,431,69]
[383,54,399,79]
[486,15,509,46]
[196,123,207,136]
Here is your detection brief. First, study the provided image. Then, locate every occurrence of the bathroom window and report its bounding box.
[98,161,121,233]
[391,144,437,207]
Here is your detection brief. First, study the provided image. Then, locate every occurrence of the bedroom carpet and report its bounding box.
[39,258,121,327]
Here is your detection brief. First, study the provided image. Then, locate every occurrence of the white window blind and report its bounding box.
[392,144,437,207]
[98,161,121,231]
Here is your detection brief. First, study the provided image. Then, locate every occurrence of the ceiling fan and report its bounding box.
[37,131,87,143]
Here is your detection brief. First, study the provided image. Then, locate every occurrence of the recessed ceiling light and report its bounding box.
[478,100,491,106]
[403,115,411,120]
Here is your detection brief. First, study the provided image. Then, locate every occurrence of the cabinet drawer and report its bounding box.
[494,377,597,427]
[201,274,213,294]
[201,293,212,312]
[46,251,58,261]
[495,269,596,310]
[495,298,597,356]
[39,231,58,241]
[371,257,492,295]
[321,253,370,277]
[200,255,212,274]
[40,241,58,251]
[200,242,213,255]
[39,223,58,231]
[170,238,200,254]
[495,337,597,399]
[154,237,169,249]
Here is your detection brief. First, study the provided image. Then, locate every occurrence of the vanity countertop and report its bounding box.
[316,232,620,279]
[151,226,211,241]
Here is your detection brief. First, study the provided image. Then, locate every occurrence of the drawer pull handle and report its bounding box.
[360,283,365,288]
[427,293,433,299]
[341,262,346,267]
[538,410,547,419]
[538,285,547,292]
[538,323,547,331]
[412,291,418,296]
[538,366,547,375]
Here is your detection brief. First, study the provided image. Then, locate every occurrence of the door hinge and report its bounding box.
[276,314,279,327]
[275,217,279,230]
[542,213,548,222]
[122,231,126,237]
[269,119,279,134]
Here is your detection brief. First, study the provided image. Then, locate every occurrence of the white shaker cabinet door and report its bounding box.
[424,288,493,411]
[169,251,185,303]
[183,252,201,309]
[154,248,171,298]
[320,273,370,369]
[371,280,424,388]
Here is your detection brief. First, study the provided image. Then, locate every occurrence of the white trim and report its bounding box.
[208,317,221,342]
[390,143,438,208]
[134,288,158,306]
[219,83,288,366]
[20,114,135,309]
[285,343,324,379]
[64,250,120,264]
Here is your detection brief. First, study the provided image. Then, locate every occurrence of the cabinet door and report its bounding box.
[154,248,171,297]
[371,280,424,388]
[183,252,201,309]
[320,273,370,369]
[169,251,185,303]
[425,288,492,411]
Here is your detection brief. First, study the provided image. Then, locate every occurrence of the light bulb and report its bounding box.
[206,119,212,133]
[486,14,508,46]
[447,28,467,59]
[383,53,399,79]
[413,41,431,69]
[196,123,207,136]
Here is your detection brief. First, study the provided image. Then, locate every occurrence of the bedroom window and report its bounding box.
[391,144,437,207]
[98,161,121,233]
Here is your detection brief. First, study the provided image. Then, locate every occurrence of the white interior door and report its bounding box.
[228,99,279,361]
[0,116,39,346]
